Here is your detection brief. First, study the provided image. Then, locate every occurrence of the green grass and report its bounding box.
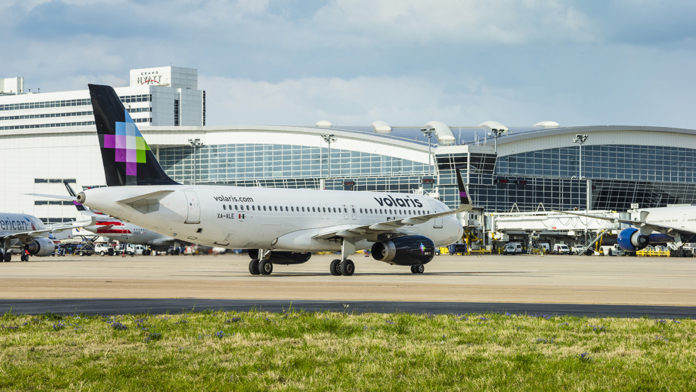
[1,310,695,391]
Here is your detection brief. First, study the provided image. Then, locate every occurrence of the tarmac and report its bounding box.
[1,253,695,317]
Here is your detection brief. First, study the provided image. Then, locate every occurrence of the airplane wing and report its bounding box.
[557,210,696,236]
[312,203,472,241]
[313,168,473,241]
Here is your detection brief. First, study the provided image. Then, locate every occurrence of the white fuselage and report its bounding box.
[629,206,696,236]
[80,185,463,252]
[0,213,48,248]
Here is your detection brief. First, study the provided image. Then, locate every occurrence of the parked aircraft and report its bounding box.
[77,84,469,275]
[0,212,87,262]
[64,182,182,254]
[562,206,696,254]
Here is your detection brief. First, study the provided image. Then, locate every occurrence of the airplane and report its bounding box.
[75,84,470,276]
[0,212,88,262]
[560,206,696,254]
[63,181,184,254]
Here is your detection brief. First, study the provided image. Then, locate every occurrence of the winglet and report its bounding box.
[455,168,473,211]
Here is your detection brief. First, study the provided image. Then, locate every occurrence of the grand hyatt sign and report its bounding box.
[136,71,169,86]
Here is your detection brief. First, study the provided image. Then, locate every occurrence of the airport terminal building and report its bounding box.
[2,66,696,227]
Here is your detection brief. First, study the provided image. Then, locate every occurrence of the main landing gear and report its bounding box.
[330,259,355,276]
[1,250,10,262]
[410,264,425,274]
[329,240,356,276]
[249,249,273,275]
[248,258,274,275]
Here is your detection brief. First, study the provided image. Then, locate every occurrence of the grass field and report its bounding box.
[1,310,695,391]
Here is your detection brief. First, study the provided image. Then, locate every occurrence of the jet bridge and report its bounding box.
[488,210,623,238]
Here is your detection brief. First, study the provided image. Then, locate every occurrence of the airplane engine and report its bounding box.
[26,238,56,256]
[616,228,673,251]
[371,235,435,265]
[249,250,312,265]
[617,228,648,251]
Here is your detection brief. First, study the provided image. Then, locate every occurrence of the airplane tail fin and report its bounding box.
[455,168,473,211]
[88,84,179,186]
[64,181,89,212]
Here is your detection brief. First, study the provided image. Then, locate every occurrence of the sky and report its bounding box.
[2,0,696,128]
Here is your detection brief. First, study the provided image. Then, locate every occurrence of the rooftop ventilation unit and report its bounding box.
[479,120,509,133]
[424,120,455,145]
[534,121,560,128]
[372,120,392,133]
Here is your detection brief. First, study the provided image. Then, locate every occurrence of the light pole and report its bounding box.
[188,138,203,185]
[320,134,336,180]
[491,128,505,154]
[420,127,435,176]
[573,134,588,179]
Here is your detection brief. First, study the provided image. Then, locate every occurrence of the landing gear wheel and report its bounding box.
[330,259,342,276]
[259,259,273,275]
[248,259,260,275]
[340,259,355,276]
[3,252,11,262]
[411,264,424,274]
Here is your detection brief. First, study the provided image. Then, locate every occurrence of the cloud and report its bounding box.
[199,74,545,126]
[311,0,598,45]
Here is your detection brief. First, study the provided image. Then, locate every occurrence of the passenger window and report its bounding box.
[223,205,226,210]
[263,206,267,211]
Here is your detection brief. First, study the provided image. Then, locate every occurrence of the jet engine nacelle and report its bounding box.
[249,250,312,265]
[371,235,435,265]
[617,228,649,251]
[617,227,674,251]
[26,237,56,256]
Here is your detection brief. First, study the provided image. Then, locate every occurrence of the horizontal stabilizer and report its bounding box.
[25,193,75,201]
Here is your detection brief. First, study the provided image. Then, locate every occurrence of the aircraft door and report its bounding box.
[342,204,348,220]
[184,190,201,224]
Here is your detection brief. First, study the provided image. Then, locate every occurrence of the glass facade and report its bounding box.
[159,144,431,193]
[476,145,696,212]
[159,140,696,214]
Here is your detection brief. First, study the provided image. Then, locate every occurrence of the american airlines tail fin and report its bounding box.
[88,84,179,186]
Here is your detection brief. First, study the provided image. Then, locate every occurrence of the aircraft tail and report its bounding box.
[455,168,473,210]
[88,84,178,186]
[64,181,89,212]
